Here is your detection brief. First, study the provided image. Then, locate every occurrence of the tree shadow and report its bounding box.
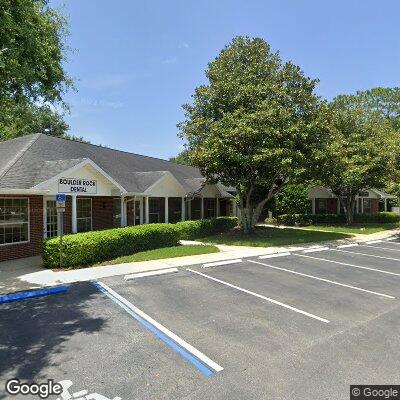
[0,282,105,397]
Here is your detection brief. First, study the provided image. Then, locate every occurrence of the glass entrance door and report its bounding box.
[45,199,58,238]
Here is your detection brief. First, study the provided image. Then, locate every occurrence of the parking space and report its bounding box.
[2,237,400,399]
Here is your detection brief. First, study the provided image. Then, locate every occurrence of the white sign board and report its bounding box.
[58,178,97,194]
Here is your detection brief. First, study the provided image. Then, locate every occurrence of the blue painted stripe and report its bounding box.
[91,281,214,377]
[0,286,68,304]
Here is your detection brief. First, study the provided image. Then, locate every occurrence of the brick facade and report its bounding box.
[0,195,43,262]
[92,196,115,230]
[371,198,379,214]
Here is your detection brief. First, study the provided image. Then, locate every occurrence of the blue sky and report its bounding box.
[51,0,400,159]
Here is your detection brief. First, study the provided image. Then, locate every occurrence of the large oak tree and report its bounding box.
[178,36,327,233]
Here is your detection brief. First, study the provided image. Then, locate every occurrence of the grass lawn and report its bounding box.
[199,226,352,247]
[302,223,399,235]
[98,244,219,265]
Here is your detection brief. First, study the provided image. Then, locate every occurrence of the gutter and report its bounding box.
[0,189,50,195]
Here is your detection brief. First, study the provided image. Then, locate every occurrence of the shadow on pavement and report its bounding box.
[0,282,105,397]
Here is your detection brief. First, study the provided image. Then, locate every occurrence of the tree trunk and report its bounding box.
[239,206,254,234]
[345,196,355,225]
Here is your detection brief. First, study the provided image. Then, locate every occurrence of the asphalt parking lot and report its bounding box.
[2,238,400,400]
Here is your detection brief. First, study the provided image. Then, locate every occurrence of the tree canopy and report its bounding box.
[178,36,327,232]
[169,149,193,166]
[0,98,68,140]
[317,95,398,223]
[0,0,72,104]
[0,0,74,141]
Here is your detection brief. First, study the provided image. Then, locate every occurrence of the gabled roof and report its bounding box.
[370,188,397,199]
[0,133,214,195]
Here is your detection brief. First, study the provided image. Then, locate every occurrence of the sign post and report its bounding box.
[56,194,66,268]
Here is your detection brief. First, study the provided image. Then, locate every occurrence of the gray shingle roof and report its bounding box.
[0,133,206,193]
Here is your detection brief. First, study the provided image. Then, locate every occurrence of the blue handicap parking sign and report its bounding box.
[56,194,66,202]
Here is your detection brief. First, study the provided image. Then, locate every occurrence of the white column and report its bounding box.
[311,198,316,215]
[384,198,388,212]
[71,195,77,233]
[140,198,143,224]
[164,197,169,223]
[120,196,126,227]
[145,196,149,224]
[200,197,204,219]
[181,197,185,221]
[216,198,220,217]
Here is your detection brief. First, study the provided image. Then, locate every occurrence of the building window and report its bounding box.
[77,198,92,232]
[113,198,121,227]
[191,198,202,220]
[149,198,162,223]
[363,198,372,214]
[0,198,29,245]
[46,200,58,238]
[316,198,327,214]
[204,198,216,218]
[168,197,182,223]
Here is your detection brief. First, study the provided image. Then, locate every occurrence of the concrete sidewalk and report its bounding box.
[2,227,399,293]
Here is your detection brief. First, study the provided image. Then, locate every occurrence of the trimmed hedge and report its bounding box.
[42,217,238,269]
[274,212,400,226]
[175,217,238,240]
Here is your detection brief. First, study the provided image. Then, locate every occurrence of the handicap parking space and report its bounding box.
[0,283,213,400]
[2,238,400,399]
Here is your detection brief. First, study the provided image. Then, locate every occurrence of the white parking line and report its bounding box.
[364,240,383,244]
[302,247,330,253]
[124,268,178,281]
[359,244,400,253]
[337,244,359,249]
[296,253,400,277]
[187,268,330,323]
[94,281,224,373]
[202,259,242,268]
[334,248,400,262]
[259,252,291,259]
[248,260,395,299]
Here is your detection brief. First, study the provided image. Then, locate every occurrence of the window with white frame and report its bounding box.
[204,198,216,218]
[0,198,29,245]
[77,198,92,232]
[46,200,58,238]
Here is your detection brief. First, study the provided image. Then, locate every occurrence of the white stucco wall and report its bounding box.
[41,164,120,196]
[146,174,186,197]
[308,186,333,199]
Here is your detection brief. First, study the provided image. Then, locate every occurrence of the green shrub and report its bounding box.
[353,212,400,223]
[42,217,238,269]
[274,212,400,226]
[175,217,238,240]
[275,184,311,215]
[43,223,180,269]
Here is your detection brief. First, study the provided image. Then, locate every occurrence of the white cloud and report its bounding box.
[179,42,189,49]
